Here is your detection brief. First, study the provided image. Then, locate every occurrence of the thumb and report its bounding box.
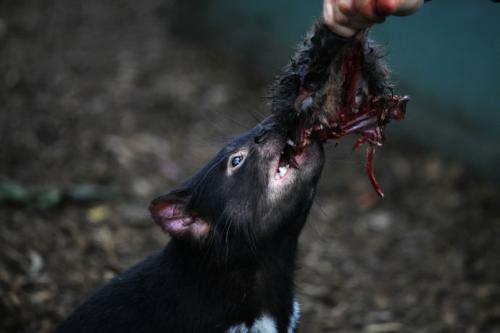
[376,0,424,17]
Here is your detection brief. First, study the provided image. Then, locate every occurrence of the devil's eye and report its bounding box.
[227,150,248,175]
[230,155,244,168]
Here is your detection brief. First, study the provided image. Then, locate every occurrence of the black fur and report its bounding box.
[56,121,324,333]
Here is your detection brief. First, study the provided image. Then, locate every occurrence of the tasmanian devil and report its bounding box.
[57,21,407,333]
[57,118,323,332]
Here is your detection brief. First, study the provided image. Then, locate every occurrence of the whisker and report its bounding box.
[307,196,332,243]
[205,108,253,132]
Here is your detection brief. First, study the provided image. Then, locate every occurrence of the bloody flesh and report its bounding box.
[273,23,409,197]
[321,40,408,197]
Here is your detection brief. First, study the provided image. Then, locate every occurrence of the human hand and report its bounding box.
[323,0,424,37]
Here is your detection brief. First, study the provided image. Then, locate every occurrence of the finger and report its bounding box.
[337,0,354,16]
[324,0,359,37]
[329,24,359,38]
[339,0,382,28]
[352,0,386,23]
[373,0,398,16]
[392,0,424,16]
[341,13,379,31]
[323,0,336,26]
[335,3,369,34]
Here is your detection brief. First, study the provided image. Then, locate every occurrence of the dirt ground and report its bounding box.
[1,1,499,332]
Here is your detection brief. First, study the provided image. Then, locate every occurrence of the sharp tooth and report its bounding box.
[287,139,296,147]
[278,166,287,178]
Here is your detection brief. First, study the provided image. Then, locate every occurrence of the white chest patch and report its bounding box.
[225,299,300,333]
[226,315,277,333]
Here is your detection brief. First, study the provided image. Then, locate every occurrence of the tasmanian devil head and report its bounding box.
[149,117,324,259]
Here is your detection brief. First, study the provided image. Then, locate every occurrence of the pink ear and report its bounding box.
[149,196,209,239]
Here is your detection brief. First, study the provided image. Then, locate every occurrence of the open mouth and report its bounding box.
[273,139,309,181]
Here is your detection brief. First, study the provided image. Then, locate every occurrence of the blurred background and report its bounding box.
[0,0,499,332]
